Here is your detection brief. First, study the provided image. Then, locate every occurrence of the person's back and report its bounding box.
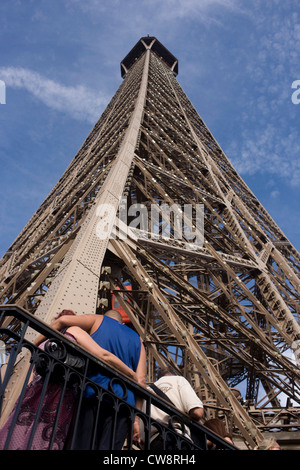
[84,315,141,406]
[150,375,203,427]
[72,311,145,450]
[146,368,203,449]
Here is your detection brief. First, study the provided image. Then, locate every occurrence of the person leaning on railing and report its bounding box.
[140,366,204,450]
[203,418,234,449]
[41,310,142,385]
[0,310,87,449]
[48,309,146,450]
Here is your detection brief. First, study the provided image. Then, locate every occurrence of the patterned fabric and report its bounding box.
[0,375,78,450]
[0,333,78,450]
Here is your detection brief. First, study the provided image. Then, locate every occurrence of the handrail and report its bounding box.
[0,305,236,451]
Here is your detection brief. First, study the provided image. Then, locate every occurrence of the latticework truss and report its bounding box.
[1,37,300,449]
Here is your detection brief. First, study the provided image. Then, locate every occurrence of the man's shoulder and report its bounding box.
[155,375,181,387]
[157,375,187,383]
[123,323,140,340]
[112,319,140,340]
[157,375,191,390]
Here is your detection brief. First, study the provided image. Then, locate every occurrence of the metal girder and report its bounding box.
[1,37,300,448]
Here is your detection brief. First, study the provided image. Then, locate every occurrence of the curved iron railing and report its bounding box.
[0,305,236,451]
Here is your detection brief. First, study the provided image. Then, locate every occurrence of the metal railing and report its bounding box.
[0,305,236,451]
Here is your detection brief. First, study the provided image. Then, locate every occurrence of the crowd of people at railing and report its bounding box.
[0,309,280,451]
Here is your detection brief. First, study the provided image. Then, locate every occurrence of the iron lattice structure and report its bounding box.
[1,37,300,448]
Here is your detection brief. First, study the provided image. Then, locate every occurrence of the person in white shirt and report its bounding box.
[144,366,204,450]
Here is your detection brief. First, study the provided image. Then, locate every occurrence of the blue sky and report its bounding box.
[0,0,299,258]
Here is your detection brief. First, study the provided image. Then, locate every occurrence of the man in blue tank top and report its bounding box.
[54,309,146,450]
[84,313,142,407]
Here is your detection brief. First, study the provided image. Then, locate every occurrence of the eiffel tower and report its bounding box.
[1,36,300,449]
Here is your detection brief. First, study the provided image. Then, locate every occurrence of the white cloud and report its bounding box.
[0,67,108,123]
[149,0,241,19]
[224,2,300,187]
[67,0,243,27]
[271,190,280,198]
[229,124,300,187]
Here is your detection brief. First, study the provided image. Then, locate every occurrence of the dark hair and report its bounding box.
[204,418,231,439]
[157,365,176,379]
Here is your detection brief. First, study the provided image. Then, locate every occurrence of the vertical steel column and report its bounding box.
[31,49,150,327]
[0,49,150,423]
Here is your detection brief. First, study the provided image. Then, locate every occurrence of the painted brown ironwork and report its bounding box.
[1,36,300,449]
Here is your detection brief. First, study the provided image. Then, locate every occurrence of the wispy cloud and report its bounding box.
[225,1,300,187]
[67,0,243,27]
[0,67,108,123]
[147,0,242,20]
[229,123,300,187]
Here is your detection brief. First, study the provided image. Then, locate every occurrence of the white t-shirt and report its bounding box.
[148,375,203,441]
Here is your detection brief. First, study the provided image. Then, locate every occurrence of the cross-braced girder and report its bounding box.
[1,37,300,449]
